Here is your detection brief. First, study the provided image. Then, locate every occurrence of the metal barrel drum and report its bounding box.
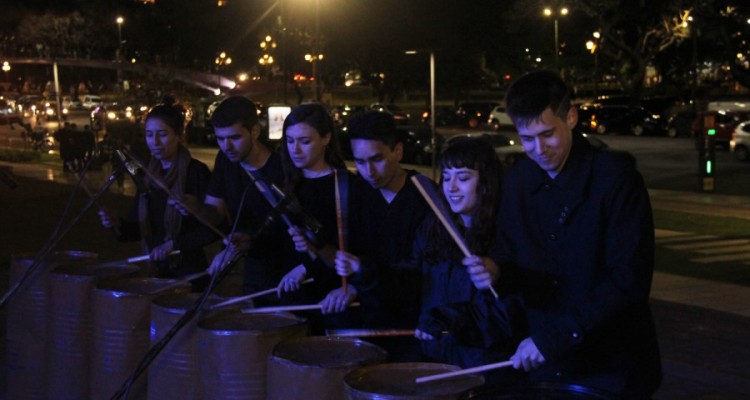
[6,250,98,400]
[197,310,309,400]
[267,336,389,400]
[46,262,140,400]
[459,383,618,399]
[147,292,226,400]
[90,277,191,400]
[344,362,485,400]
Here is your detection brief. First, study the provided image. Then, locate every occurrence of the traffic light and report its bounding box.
[700,116,716,192]
[707,128,716,136]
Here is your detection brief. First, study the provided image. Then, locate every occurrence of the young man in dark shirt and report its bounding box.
[330,111,430,359]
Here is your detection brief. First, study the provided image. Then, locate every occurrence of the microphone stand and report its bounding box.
[0,164,126,310]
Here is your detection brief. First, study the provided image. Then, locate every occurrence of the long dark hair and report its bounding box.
[423,137,502,264]
[279,102,345,191]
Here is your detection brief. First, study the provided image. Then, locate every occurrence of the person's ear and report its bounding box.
[250,123,261,140]
[566,107,578,129]
[394,142,404,162]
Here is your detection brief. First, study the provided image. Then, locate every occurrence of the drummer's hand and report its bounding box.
[334,250,361,276]
[319,285,357,314]
[288,226,313,254]
[167,194,199,217]
[510,337,546,371]
[414,329,435,341]
[277,265,307,297]
[98,207,121,230]
[150,240,174,261]
[463,255,498,290]
[208,247,239,276]
[224,232,252,253]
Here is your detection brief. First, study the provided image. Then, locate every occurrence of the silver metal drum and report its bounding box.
[47,262,140,400]
[147,292,224,400]
[267,336,388,400]
[6,250,98,400]
[90,277,191,400]
[344,362,485,400]
[198,310,308,400]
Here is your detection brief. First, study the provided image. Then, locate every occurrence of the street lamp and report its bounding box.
[543,6,568,72]
[304,53,324,91]
[116,16,124,59]
[2,61,10,82]
[405,49,437,180]
[214,51,232,94]
[586,31,600,98]
[259,35,276,80]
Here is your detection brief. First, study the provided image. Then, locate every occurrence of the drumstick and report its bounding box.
[325,329,417,337]
[147,271,209,296]
[241,302,361,314]
[415,360,514,384]
[411,175,499,300]
[207,278,315,310]
[121,150,227,240]
[334,170,347,294]
[94,250,182,267]
[77,174,123,237]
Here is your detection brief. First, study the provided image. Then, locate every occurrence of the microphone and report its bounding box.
[114,149,150,194]
[268,183,324,248]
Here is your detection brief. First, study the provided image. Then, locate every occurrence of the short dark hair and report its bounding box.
[347,110,403,148]
[210,95,259,132]
[505,70,571,128]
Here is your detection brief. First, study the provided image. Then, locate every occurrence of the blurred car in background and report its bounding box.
[487,105,513,131]
[90,101,149,131]
[0,98,21,125]
[455,102,499,128]
[577,104,666,136]
[369,103,410,125]
[443,130,525,168]
[691,109,750,149]
[399,125,443,166]
[421,106,457,126]
[667,110,697,138]
[332,104,365,128]
[730,121,750,161]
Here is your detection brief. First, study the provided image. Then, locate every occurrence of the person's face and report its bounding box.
[442,167,480,218]
[516,107,577,178]
[351,139,403,190]
[214,122,256,163]
[144,118,179,163]
[285,122,331,171]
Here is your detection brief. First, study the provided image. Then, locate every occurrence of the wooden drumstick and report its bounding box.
[241,302,361,314]
[334,169,347,294]
[121,150,227,240]
[415,360,514,384]
[208,278,315,310]
[95,250,182,267]
[411,175,499,299]
[325,329,417,337]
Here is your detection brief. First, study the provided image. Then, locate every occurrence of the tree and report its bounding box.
[572,0,694,101]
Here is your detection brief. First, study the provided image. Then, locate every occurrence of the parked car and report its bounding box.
[444,130,525,168]
[369,103,410,125]
[487,105,513,131]
[577,104,666,136]
[420,106,457,127]
[455,102,499,128]
[81,95,103,109]
[667,110,697,138]
[399,125,444,166]
[730,120,750,161]
[0,99,21,125]
[331,104,365,128]
[691,110,750,149]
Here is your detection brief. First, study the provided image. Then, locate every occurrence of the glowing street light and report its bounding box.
[543,6,568,71]
[2,61,10,82]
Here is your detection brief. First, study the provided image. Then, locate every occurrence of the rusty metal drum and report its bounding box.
[197,310,308,400]
[147,292,225,400]
[344,362,485,400]
[267,336,388,400]
[90,277,191,400]
[6,250,98,400]
[47,262,140,400]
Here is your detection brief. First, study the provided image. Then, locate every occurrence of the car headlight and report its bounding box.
[46,108,54,116]
[107,112,117,120]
